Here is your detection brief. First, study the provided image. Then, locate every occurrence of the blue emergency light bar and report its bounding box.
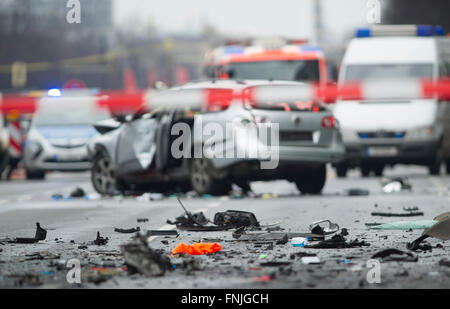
[356,25,445,38]
[223,45,244,55]
[300,45,322,52]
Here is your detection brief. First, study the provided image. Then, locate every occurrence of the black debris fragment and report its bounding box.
[70,187,86,198]
[213,210,260,229]
[121,234,171,277]
[233,232,289,244]
[145,230,179,237]
[167,197,259,231]
[346,189,369,196]
[371,211,424,217]
[408,217,450,251]
[114,227,141,234]
[8,223,47,244]
[372,248,418,262]
[304,230,369,249]
[137,218,149,223]
[92,232,109,246]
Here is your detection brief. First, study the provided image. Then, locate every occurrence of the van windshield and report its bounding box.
[344,63,433,82]
[226,60,320,82]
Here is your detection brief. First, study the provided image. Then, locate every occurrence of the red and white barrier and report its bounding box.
[7,116,22,159]
[1,79,450,116]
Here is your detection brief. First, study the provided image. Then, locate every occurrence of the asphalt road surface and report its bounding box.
[0,165,449,289]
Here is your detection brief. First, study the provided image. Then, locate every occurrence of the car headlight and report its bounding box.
[25,141,43,159]
[406,126,434,139]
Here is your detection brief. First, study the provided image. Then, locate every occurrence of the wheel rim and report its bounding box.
[191,158,211,192]
[93,157,115,195]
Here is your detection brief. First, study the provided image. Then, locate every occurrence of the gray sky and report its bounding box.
[114,0,370,42]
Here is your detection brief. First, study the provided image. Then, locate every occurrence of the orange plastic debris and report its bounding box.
[171,242,222,255]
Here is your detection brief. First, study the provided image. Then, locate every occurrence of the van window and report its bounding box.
[344,63,433,82]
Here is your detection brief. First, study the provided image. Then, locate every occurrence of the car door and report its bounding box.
[116,115,159,176]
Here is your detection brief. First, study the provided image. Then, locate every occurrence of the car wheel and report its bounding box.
[373,164,384,177]
[91,153,116,196]
[360,165,371,177]
[335,164,348,178]
[190,157,230,196]
[429,146,443,175]
[25,169,45,180]
[294,164,326,195]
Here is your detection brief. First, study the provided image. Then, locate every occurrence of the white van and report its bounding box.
[334,25,450,177]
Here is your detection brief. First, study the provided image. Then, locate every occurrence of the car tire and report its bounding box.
[446,159,450,175]
[25,169,45,180]
[91,153,116,196]
[189,157,230,196]
[294,164,326,195]
[335,164,348,178]
[429,146,443,176]
[373,164,384,177]
[360,165,371,177]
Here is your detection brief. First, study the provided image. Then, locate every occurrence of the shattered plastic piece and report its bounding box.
[304,234,370,249]
[52,194,63,201]
[121,234,171,277]
[137,218,149,223]
[371,211,424,217]
[372,249,418,262]
[309,220,340,235]
[301,256,321,264]
[92,232,109,246]
[382,177,412,193]
[171,243,222,255]
[291,237,309,247]
[168,198,259,231]
[383,181,402,193]
[114,227,140,234]
[408,217,450,251]
[213,210,260,229]
[369,220,437,230]
[346,188,369,196]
